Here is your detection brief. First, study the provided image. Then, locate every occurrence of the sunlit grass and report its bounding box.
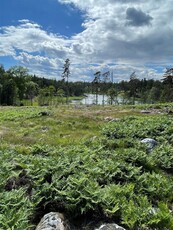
[0,105,103,149]
[0,103,171,150]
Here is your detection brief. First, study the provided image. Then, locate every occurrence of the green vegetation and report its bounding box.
[1,64,173,106]
[0,104,173,229]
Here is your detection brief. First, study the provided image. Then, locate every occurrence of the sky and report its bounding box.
[0,0,173,82]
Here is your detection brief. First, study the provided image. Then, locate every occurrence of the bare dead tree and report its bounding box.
[62,59,70,104]
[92,71,101,104]
[102,71,111,106]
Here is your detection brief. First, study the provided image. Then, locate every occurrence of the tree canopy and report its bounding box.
[0,64,172,105]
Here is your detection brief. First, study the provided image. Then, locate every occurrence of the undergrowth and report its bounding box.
[0,106,173,229]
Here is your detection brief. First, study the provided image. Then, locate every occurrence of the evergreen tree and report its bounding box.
[161,68,173,102]
[2,78,18,105]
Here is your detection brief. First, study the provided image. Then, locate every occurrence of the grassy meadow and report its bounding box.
[1,104,173,229]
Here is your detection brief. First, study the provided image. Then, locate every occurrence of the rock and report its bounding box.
[39,111,50,116]
[36,212,65,230]
[105,117,113,121]
[140,138,157,153]
[42,126,49,132]
[104,117,120,122]
[141,109,162,114]
[95,223,126,230]
[141,110,151,114]
[35,214,126,230]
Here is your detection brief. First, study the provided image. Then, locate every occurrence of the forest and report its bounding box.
[0,64,173,106]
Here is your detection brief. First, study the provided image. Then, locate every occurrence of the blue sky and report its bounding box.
[1,0,83,36]
[1,0,173,82]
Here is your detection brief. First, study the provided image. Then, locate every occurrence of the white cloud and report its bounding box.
[0,1,173,81]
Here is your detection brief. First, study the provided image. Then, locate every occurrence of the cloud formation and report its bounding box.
[126,7,153,26]
[0,1,173,81]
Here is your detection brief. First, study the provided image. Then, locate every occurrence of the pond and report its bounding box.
[71,94,111,105]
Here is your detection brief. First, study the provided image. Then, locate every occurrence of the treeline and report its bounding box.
[0,65,86,106]
[116,68,173,104]
[0,64,172,105]
[93,68,173,104]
